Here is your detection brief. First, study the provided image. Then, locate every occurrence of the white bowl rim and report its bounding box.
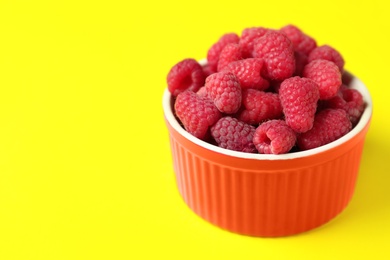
[163,66,373,161]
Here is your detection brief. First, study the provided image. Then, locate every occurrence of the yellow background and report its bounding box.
[0,0,389,259]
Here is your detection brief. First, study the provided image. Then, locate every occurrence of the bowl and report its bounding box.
[162,69,372,237]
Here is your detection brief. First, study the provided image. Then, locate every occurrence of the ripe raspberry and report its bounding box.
[253,120,297,154]
[167,58,205,97]
[308,45,345,72]
[323,87,365,125]
[210,116,257,153]
[303,59,342,100]
[205,71,242,114]
[297,109,352,150]
[239,27,269,58]
[253,31,295,80]
[207,33,240,72]
[217,43,242,71]
[174,91,221,140]
[279,76,320,133]
[222,58,269,91]
[280,24,317,56]
[237,89,283,125]
[196,86,210,98]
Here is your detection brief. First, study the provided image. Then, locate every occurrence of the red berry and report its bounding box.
[279,76,320,133]
[210,116,257,153]
[205,71,242,114]
[237,89,283,125]
[217,43,242,71]
[303,59,342,100]
[253,31,296,80]
[167,58,205,97]
[239,27,269,58]
[253,119,297,154]
[196,86,210,98]
[207,33,240,72]
[174,91,221,140]
[323,87,365,125]
[280,24,317,56]
[222,58,269,90]
[297,109,352,150]
[308,45,345,72]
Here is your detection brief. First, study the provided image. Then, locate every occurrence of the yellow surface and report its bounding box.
[0,0,389,259]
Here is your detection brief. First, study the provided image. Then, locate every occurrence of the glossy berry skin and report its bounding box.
[297,109,352,150]
[279,76,320,133]
[174,91,221,140]
[210,116,257,153]
[253,119,297,154]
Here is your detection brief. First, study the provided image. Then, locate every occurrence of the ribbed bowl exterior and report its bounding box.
[163,71,372,237]
[165,117,370,237]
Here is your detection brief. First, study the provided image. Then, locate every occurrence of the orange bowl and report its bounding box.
[162,70,372,237]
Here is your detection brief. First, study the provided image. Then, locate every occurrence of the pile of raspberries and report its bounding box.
[167,24,365,154]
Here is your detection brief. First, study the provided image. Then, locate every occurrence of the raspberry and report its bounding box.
[205,71,242,114]
[308,45,345,72]
[196,86,210,98]
[280,24,317,56]
[253,31,295,80]
[210,116,257,153]
[323,87,365,125]
[167,58,205,97]
[239,27,269,58]
[222,58,269,90]
[207,33,240,72]
[217,43,242,71]
[237,89,283,125]
[253,119,297,154]
[297,109,352,150]
[303,59,342,100]
[279,76,320,133]
[174,91,221,140]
